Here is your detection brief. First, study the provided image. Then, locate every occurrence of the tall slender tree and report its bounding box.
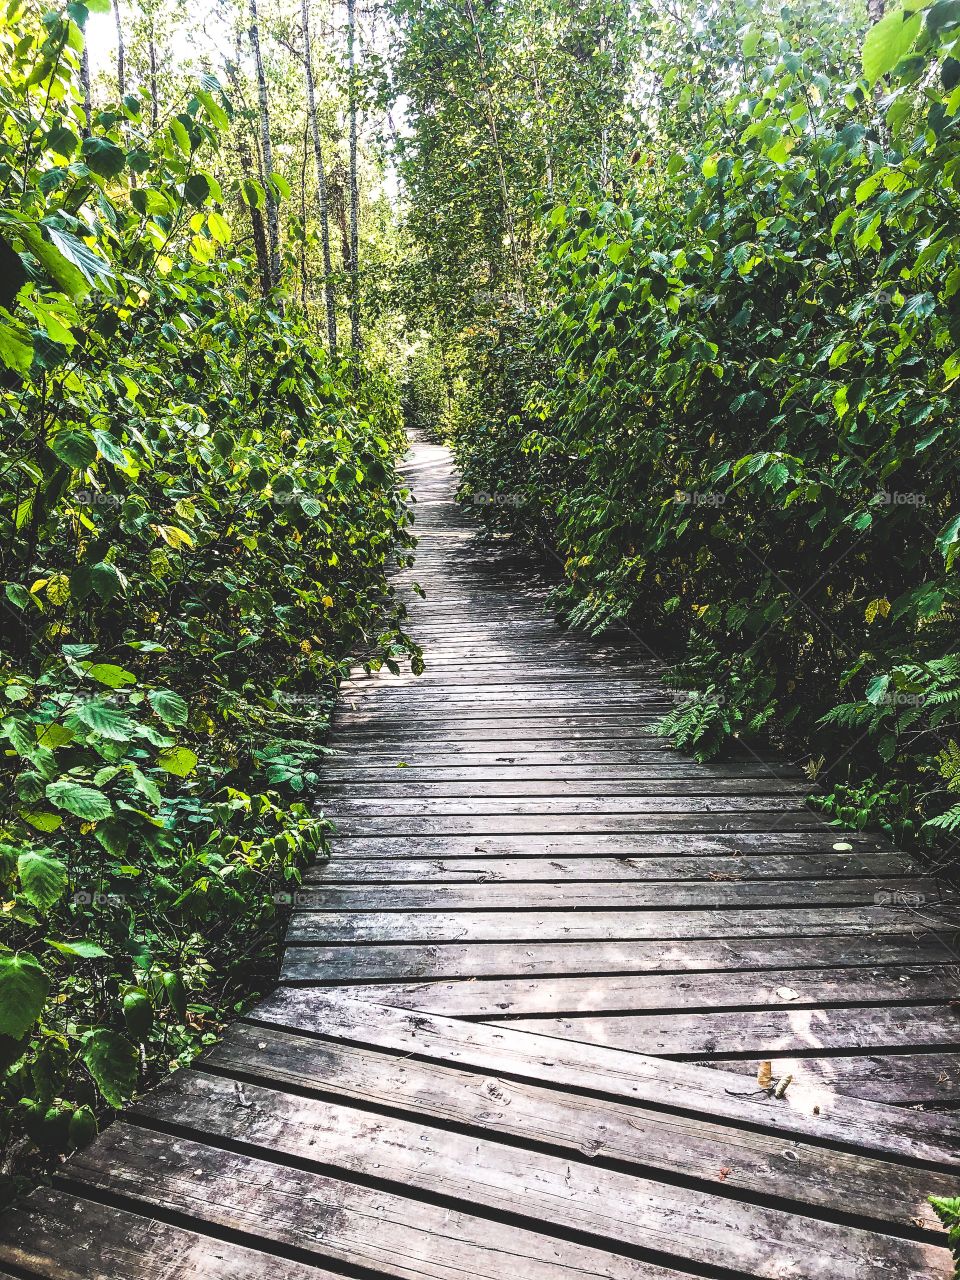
[225,37,273,296]
[248,0,281,287]
[80,43,92,134]
[347,0,361,350]
[113,0,126,98]
[148,16,158,128]
[301,0,337,355]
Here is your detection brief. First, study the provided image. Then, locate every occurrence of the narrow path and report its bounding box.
[2,436,960,1278]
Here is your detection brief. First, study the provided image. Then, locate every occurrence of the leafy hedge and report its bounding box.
[450,1,960,846]
[0,0,414,1193]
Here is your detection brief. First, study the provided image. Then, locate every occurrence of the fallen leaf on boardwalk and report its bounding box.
[717,1166,731,1181]
[776,986,800,1001]
[774,1073,794,1099]
[757,1061,773,1089]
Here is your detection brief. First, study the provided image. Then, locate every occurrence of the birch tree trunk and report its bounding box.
[113,0,126,99]
[226,41,273,297]
[80,45,92,135]
[248,0,281,288]
[148,27,158,129]
[347,0,361,351]
[301,0,338,356]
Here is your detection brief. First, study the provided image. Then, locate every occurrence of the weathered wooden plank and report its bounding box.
[323,831,889,856]
[490,1004,960,1059]
[281,934,959,984]
[319,777,812,797]
[250,992,960,1168]
[327,793,814,814]
[0,1187,327,1280]
[320,762,807,780]
[305,852,913,884]
[323,795,815,816]
[286,903,960,943]
[206,1020,955,1233]
[128,1070,946,1279]
[327,812,830,836]
[713,1052,960,1105]
[292,877,942,913]
[302,965,958,1018]
[66,1124,679,1280]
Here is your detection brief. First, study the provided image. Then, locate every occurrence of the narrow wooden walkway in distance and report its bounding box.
[3,435,960,1279]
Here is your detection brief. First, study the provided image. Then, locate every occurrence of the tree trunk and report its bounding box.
[148,30,158,128]
[226,43,273,297]
[301,0,338,357]
[80,44,92,135]
[347,0,361,351]
[299,116,309,308]
[463,0,520,282]
[248,0,281,288]
[868,0,885,21]
[113,0,126,99]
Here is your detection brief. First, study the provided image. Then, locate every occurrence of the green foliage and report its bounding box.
[0,0,417,1198]
[931,1196,960,1278]
[444,0,960,844]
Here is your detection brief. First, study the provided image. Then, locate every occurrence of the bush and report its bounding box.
[0,0,415,1195]
[451,2,960,843]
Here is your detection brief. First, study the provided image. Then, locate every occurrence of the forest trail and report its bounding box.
[2,435,960,1277]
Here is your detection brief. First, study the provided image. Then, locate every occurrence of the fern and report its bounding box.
[924,805,960,833]
[931,1196,960,1279]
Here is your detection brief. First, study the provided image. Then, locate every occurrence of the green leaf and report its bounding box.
[169,118,191,155]
[84,662,136,688]
[44,780,113,821]
[863,8,922,84]
[20,811,62,833]
[148,689,188,727]
[81,136,126,178]
[45,226,113,287]
[0,321,33,373]
[17,850,67,913]
[17,223,89,299]
[45,125,79,157]
[130,188,170,217]
[156,745,198,777]
[183,173,211,206]
[0,954,48,1039]
[937,512,960,565]
[81,1029,137,1107]
[90,561,126,602]
[270,172,291,199]
[242,178,265,209]
[50,429,96,469]
[69,700,132,741]
[45,938,110,959]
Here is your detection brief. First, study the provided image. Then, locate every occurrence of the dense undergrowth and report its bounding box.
[0,0,415,1196]
[440,1,960,857]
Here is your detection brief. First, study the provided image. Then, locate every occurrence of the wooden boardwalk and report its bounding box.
[3,436,960,1278]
